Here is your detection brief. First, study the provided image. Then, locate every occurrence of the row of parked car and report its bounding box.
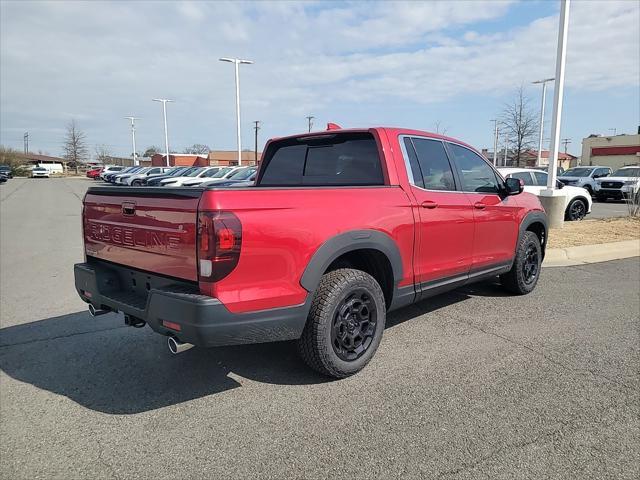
[87,165,257,188]
[556,165,640,203]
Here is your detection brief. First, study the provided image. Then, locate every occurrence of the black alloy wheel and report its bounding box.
[331,289,378,361]
[567,199,587,221]
[522,244,539,285]
[297,269,386,378]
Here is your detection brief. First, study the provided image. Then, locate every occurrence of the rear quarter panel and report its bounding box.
[199,186,415,313]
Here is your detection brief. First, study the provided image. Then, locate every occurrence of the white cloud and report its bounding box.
[0,0,637,155]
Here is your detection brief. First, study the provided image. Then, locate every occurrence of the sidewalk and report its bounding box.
[543,239,640,267]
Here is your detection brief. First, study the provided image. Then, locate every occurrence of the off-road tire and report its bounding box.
[500,231,542,295]
[297,268,386,378]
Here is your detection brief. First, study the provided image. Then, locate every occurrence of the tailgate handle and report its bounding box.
[122,202,136,216]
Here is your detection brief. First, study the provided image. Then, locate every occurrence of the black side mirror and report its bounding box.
[504,177,523,195]
[556,180,564,189]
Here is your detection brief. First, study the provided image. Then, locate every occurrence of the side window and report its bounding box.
[511,171,535,186]
[403,137,424,188]
[533,171,548,186]
[448,144,500,194]
[411,138,456,191]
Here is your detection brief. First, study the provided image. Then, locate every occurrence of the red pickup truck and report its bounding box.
[75,127,547,378]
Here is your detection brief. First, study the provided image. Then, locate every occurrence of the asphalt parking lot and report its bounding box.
[1,178,639,479]
[590,200,631,219]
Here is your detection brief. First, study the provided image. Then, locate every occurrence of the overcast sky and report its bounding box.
[1,0,638,158]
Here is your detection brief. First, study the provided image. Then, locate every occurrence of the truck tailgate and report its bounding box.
[83,187,201,281]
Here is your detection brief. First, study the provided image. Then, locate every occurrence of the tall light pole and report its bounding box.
[124,116,139,166]
[491,119,499,166]
[539,0,571,231]
[608,128,617,136]
[220,57,253,166]
[532,77,555,167]
[306,115,315,133]
[546,0,570,191]
[152,99,173,167]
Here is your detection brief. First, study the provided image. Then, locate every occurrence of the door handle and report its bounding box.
[473,202,486,210]
[421,201,438,209]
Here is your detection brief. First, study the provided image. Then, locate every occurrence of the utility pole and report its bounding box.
[253,120,261,165]
[491,119,499,166]
[502,136,509,166]
[306,115,315,133]
[219,57,253,166]
[124,117,139,166]
[23,132,29,154]
[561,138,571,154]
[608,128,617,136]
[152,99,173,167]
[532,77,555,167]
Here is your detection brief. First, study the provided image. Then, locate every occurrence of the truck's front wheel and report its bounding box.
[297,268,386,378]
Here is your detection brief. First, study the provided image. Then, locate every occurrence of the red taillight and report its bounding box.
[197,211,242,282]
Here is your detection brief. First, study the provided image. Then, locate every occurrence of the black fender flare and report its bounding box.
[519,210,548,257]
[300,229,403,293]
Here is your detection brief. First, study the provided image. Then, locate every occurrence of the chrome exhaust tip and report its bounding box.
[168,336,194,354]
[88,304,110,317]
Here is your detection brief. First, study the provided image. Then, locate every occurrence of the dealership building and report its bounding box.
[581,131,640,169]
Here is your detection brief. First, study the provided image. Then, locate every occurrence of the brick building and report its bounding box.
[150,154,208,167]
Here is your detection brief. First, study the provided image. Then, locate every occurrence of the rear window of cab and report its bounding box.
[258,132,384,187]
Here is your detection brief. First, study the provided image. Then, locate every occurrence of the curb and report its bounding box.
[543,239,640,267]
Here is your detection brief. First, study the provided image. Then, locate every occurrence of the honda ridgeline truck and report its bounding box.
[75,127,547,378]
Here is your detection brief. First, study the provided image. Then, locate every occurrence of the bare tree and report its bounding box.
[433,121,448,135]
[183,144,210,155]
[94,144,112,164]
[143,146,159,157]
[62,120,89,174]
[500,86,538,167]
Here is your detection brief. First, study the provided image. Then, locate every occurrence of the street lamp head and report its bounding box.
[152,98,174,103]
[532,77,555,84]
[219,57,253,65]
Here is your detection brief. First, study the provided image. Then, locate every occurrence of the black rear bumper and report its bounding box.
[74,260,308,347]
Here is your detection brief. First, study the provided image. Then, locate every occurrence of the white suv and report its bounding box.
[595,166,640,203]
[498,168,592,221]
[558,166,612,195]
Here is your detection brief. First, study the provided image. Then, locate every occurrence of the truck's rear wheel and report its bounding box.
[297,268,386,378]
